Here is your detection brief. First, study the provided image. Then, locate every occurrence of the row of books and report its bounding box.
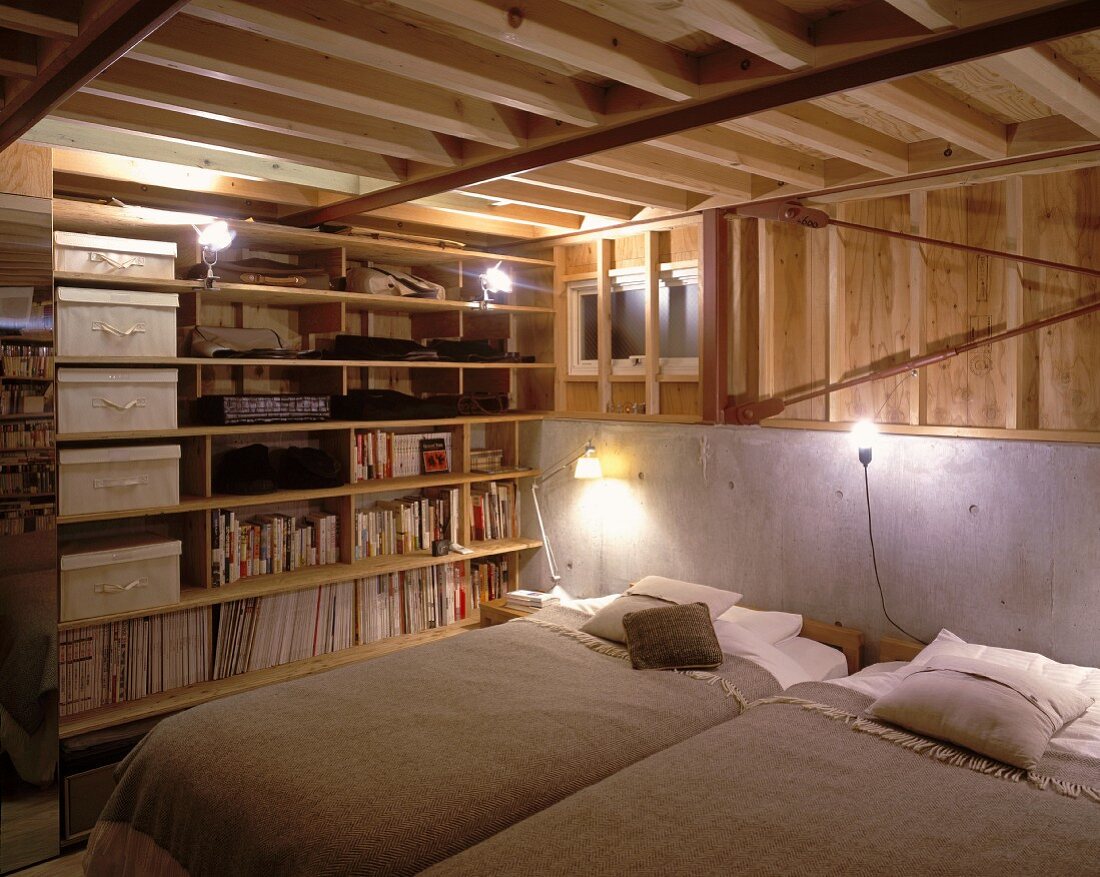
[471,481,517,541]
[0,344,53,379]
[0,419,53,449]
[0,384,49,416]
[469,448,508,473]
[0,501,54,536]
[212,581,355,680]
[59,607,212,716]
[472,557,511,603]
[211,509,339,587]
[354,429,453,480]
[352,487,459,560]
[356,563,470,643]
[0,458,54,495]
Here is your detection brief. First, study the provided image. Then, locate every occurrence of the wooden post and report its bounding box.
[700,208,730,423]
[909,192,928,425]
[644,230,661,415]
[596,238,612,414]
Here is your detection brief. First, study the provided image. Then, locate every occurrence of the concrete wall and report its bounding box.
[520,419,1100,666]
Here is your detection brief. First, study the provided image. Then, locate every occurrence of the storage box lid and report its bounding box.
[57,368,178,385]
[60,444,181,465]
[54,232,177,257]
[60,534,182,570]
[56,287,179,308]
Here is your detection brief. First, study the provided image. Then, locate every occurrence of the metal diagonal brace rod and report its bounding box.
[281,2,1100,227]
[725,297,1100,424]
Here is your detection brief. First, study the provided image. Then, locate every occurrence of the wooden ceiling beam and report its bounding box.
[575,145,754,199]
[0,0,189,150]
[638,0,813,70]
[53,92,408,182]
[133,14,526,148]
[86,58,462,167]
[460,179,642,221]
[283,1,1100,226]
[984,44,1100,139]
[371,0,699,101]
[656,126,824,187]
[187,0,604,127]
[404,191,584,230]
[880,0,1070,31]
[856,77,1008,158]
[0,3,78,39]
[518,164,705,212]
[878,1,953,31]
[738,104,910,175]
[0,28,37,78]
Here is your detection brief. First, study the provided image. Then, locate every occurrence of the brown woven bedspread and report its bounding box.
[85,608,777,877]
[424,681,1100,877]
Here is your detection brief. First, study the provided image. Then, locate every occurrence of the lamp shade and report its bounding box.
[573,452,602,480]
[197,220,235,252]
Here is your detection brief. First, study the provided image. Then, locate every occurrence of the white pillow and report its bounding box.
[718,605,803,645]
[712,620,810,691]
[775,637,849,681]
[626,576,741,619]
[552,592,621,617]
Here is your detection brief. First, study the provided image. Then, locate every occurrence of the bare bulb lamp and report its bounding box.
[531,441,602,582]
[479,261,512,308]
[195,220,236,289]
[852,419,877,468]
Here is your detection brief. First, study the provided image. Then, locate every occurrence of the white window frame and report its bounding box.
[657,266,700,377]
[567,278,598,376]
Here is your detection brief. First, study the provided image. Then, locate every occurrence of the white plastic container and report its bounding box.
[57,368,178,435]
[54,232,177,280]
[60,534,181,622]
[56,287,179,359]
[59,445,180,516]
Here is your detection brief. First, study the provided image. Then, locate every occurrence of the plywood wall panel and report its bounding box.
[565,382,600,412]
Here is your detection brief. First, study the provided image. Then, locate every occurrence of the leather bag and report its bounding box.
[345,266,444,300]
[184,258,331,289]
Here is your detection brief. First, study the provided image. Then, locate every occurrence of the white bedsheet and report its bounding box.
[776,637,849,682]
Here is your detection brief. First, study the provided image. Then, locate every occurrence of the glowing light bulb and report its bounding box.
[852,419,877,467]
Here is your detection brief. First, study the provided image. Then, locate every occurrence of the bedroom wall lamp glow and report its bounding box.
[852,419,877,468]
[531,441,602,582]
[194,220,235,290]
[479,261,512,307]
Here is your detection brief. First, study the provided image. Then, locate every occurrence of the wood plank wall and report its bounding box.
[748,165,1100,438]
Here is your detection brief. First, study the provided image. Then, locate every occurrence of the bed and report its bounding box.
[423,630,1100,877]
[84,590,860,877]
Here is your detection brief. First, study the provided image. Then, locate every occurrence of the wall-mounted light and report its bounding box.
[531,440,602,583]
[194,220,236,289]
[852,419,877,468]
[479,261,512,307]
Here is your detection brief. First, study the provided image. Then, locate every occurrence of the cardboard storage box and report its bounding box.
[58,368,178,435]
[56,287,179,359]
[59,445,180,516]
[60,534,181,622]
[54,232,177,280]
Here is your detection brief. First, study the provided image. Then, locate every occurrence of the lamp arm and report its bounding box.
[534,440,594,487]
[530,481,561,583]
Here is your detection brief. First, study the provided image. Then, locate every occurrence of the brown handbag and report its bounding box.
[184,258,331,289]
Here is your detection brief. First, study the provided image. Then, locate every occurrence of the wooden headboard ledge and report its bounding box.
[878,635,925,664]
[800,618,864,676]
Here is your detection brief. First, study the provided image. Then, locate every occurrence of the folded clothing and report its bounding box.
[330,335,439,361]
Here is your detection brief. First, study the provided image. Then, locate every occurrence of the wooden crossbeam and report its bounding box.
[575,145,754,199]
[0,3,78,39]
[519,165,704,212]
[985,44,1100,139]
[658,125,825,187]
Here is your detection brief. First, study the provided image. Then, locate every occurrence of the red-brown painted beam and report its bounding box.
[282,1,1100,227]
[701,208,730,424]
[0,0,189,150]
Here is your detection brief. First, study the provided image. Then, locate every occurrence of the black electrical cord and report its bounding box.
[863,463,926,645]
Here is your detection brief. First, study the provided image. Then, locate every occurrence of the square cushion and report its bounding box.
[625,576,741,619]
[579,594,670,643]
[622,602,723,671]
[867,654,1094,769]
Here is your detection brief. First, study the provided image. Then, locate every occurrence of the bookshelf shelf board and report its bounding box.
[57,537,542,631]
[0,492,54,500]
[59,614,482,738]
[55,356,555,370]
[0,375,52,382]
[56,413,546,442]
[53,200,555,269]
[0,413,52,421]
[57,472,538,524]
[54,273,555,316]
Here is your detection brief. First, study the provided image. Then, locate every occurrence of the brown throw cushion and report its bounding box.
[579,594,670,643]
[621,602,724,671]
[867,654,1094,770]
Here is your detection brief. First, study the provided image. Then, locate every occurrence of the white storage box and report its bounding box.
[60,534,181,622]
[56,287,179,359]
[54,232,177,280]
[57,368,178,435]
[59,445,180,516]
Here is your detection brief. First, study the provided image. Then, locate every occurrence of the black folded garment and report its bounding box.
[426,339,527,362]
[332,389,460,420]
[329,335,439,361]
[215,444,278,495]
[278,446,342,489]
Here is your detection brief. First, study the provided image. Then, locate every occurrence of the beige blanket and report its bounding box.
[85,608,779,877]
[424,681,1100,877]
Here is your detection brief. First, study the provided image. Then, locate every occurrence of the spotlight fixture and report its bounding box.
[194,220,236,289]
[479,261,512,307]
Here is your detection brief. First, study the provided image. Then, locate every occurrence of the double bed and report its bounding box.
[85,589,860,877]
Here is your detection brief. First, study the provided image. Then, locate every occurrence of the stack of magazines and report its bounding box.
[505,589,560,612]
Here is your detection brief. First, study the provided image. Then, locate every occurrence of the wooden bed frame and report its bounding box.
[878,635,925,663]
[800,619,864,675]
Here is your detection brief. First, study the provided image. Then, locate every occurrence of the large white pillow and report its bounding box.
[626,576,741,619]
[718,605,803,645]
[712,620,810,691]
[776,636,849,681]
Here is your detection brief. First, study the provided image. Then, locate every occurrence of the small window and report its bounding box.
[610,278,646,371]
[568,280,598,375]
[659,273,699,373]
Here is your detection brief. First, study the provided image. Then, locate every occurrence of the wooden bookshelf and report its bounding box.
[59,612,483,739]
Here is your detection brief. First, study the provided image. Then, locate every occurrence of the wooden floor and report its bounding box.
[13,849,83,877]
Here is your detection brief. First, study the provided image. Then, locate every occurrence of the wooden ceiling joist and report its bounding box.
[282,1,1100,226]
[656,126,824,187]
[574,145,755,200]
[186,0,604,128]
[0,0,190,149]
[985,44,1100,139]
[0,3,79,39]
[518,165,706,212]
[459,179,643,222]
[131,13,526,148]
[0,28,38,79]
